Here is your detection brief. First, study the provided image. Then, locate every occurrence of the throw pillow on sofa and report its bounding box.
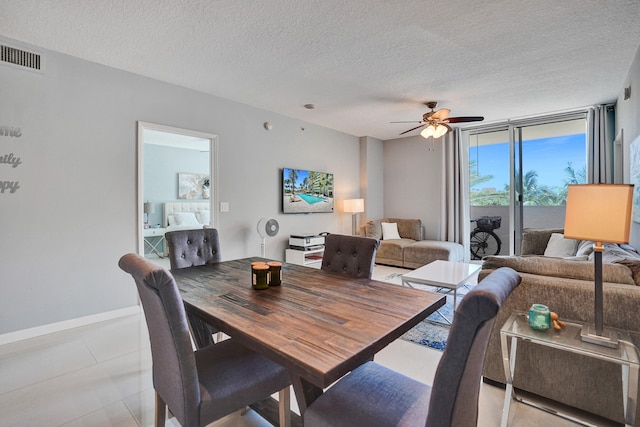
[381,222,401,240]
[543,233,579,257]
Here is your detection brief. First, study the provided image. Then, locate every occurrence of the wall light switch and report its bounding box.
[220,202,230,212]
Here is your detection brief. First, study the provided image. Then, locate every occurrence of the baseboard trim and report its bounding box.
[0,305,141,346]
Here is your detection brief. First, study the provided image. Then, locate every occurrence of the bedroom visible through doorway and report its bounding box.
[137,122,219,259]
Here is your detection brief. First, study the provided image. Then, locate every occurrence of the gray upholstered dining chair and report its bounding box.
[303,267,521,427]
[165,228,221,269]
[119,253,291,427]
[321,233,380,279]
[166,228,223,347]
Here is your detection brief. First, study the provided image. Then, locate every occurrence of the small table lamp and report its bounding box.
[344,198,365,235]
[564,184,634,348]
[143,201,155,228]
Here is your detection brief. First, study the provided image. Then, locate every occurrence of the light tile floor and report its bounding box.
[0,263,610,426]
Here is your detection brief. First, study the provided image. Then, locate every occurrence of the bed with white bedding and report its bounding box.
[163,201,211,231]
[158,202,211,255]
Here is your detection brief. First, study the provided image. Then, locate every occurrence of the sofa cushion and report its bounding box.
[386,218,422,241]
[404,241,464,268]
[377,239,415,262]
[364,218,422,241]
[520,228,565,255]
[543,233,579,257]
[616,259,640,285]
[482,255,636,286]
[364,220,383,239]
[381,222,401,240]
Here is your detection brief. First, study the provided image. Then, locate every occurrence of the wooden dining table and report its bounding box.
[172,257,445,419]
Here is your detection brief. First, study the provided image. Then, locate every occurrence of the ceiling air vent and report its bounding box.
[1,43,44,73]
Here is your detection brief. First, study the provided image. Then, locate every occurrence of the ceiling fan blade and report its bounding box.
[431,108,451,120]
[399,124,426,135]
[447,116,484,123]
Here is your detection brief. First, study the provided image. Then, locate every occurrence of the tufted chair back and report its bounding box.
[321,234,380,279]
[166,228,221,270]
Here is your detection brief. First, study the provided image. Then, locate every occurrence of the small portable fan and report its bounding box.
[257,217,280,257]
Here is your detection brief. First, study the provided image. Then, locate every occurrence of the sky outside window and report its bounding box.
[471,134,586,190]
[470,132,587,206]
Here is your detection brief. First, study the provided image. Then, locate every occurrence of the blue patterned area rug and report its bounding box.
[381,272,473,352]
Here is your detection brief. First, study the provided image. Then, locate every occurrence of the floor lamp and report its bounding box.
[344,199,364,236]
[564,184,634,348]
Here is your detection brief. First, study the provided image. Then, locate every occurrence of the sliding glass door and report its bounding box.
[469,128,511,257]
[512,118,587,252]
[468,114,587,256]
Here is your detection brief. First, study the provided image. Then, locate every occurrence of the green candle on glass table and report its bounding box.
[528,304,551,331]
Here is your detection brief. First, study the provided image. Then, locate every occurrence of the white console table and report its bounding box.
[285,248,324,269]
[143,227,167,257]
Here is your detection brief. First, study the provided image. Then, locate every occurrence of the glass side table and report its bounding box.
[500,312,639,427]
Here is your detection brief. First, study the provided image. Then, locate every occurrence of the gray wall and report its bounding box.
[0,37,361,335]
[383,135,443,240]
[359,136,384,226]
[616,43,640,250]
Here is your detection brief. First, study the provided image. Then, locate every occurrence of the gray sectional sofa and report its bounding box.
[361,218,464,269]
[480,228,640,424]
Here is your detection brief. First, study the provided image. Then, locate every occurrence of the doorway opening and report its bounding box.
[137,122,219,258]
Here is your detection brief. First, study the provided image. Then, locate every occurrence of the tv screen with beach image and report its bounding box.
[283,167,334,213]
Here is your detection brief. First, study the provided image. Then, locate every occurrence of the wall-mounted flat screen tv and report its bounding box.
[283,167,334,213]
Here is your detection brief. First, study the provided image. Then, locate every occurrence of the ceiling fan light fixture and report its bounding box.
[420,124,436,138]
[434,124,449,138]
[396,101,483,137]
[420,123,448,139]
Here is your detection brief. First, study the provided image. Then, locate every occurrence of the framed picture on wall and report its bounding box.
[631,135,640,223]
[178,173,210,200]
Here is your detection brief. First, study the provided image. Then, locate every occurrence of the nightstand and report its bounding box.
[143,227,167,257]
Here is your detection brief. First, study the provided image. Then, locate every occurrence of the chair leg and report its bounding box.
[155,392,166,427]
[215,331,224,342]
[278,387,291,427]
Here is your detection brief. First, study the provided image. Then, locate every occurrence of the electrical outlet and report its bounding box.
[220,202,229,212]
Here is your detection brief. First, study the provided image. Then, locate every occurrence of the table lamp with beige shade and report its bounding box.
[563,183,634,348]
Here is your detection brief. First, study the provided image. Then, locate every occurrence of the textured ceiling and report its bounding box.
[2,0,640,140]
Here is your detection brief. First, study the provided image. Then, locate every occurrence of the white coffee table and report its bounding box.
[401,260,481,323]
